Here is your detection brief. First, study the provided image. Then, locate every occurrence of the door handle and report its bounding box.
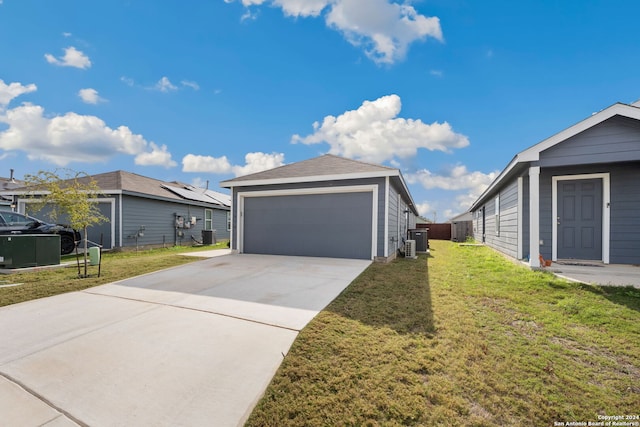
[557,216,560,225]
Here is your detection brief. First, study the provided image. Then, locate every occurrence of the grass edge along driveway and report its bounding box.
[0,244,228,307]
[246,240,640,426]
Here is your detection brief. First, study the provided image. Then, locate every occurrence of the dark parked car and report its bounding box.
[0,210,81,255]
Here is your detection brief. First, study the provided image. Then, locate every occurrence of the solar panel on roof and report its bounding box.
[203,189,231,206]
[161,185,218,204]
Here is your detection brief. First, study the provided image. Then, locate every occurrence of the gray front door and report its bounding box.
[557,179,602,260]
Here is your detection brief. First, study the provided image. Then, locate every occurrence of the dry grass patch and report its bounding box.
[246,241,640,426]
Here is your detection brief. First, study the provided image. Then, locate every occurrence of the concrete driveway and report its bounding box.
[0,254,371,426]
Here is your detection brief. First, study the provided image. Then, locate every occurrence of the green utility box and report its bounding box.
[0,234,61,269]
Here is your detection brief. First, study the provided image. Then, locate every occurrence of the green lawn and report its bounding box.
[0,243,228,307]
[246,240,640,426]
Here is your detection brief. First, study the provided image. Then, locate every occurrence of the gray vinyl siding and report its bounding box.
[608,162,640,264]
[540,116,640,167]
[388,179,415,253]
[473,178,518,258]
[121,196,229,249]
[387,183,401,253]
[231,177,387,257]
[212,210,230,241]
[480,181,519,259]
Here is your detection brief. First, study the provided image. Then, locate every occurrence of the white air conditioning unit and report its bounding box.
[405,239,417,259]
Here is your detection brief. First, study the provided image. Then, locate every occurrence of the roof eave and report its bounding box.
[220,169,401,188]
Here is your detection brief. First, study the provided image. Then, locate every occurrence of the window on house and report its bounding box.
[204,209,213,230]
[226,211,231,231]
[494,195,500,236]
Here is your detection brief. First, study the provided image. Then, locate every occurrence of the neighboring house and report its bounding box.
[0,169,23,208]
[221,154,419,261]
[4,171,231,250]
[450,212,473,242]
[469,100,640,267]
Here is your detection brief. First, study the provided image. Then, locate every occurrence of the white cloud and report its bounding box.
[182,154,232,173]
[274,0,327,17]
[231,152,285,176]
[120,76,135,87]
[227,0,442,64]
[182,151,285,177]
[0,80,37,108]
[292,94,469,164]
[430,69,443,77]
[78,88,106,104]
[406,164,498,192]
[406,164,499,215]
[325,0,442,64]
[135,142,177,168]
[44,46,91,69]
[63,32,72,37]
[154,77,178,92]
[0,88,175,167]
[416,202,433,218]
[241,8,259,21]
[181,80,200,90]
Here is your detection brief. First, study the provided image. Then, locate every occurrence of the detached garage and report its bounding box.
[221,155,419,261]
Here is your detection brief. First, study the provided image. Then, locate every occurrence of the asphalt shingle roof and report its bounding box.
[4,171,230,208]
[221,154,396,185]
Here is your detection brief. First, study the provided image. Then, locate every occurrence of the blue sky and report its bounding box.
[1,0,639,220]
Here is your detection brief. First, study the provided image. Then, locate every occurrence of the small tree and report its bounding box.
[24,169,108,277]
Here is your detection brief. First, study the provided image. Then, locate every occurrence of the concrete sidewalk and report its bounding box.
[0,254,370,426]
[545,261,640,288]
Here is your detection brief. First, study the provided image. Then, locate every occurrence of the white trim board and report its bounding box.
[223,171,395,188]
[236,185,379,260]
[517,177,523,260]
[384,177,389,258]
[551,173,610,264]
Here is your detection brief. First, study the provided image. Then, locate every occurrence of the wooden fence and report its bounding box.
[415,223,452,240]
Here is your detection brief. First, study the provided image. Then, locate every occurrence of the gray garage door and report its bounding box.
[243,192,373,259]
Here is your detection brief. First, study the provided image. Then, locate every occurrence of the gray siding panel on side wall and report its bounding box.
[388,183,400,253]
[212,210,230,240]
[121,196,228,248]
[482,180,519,259]
[540,116,640,167]
[609,162,640,264]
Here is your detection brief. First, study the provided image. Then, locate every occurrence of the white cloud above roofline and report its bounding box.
[226,0,443,64]
[292,94,469,164]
